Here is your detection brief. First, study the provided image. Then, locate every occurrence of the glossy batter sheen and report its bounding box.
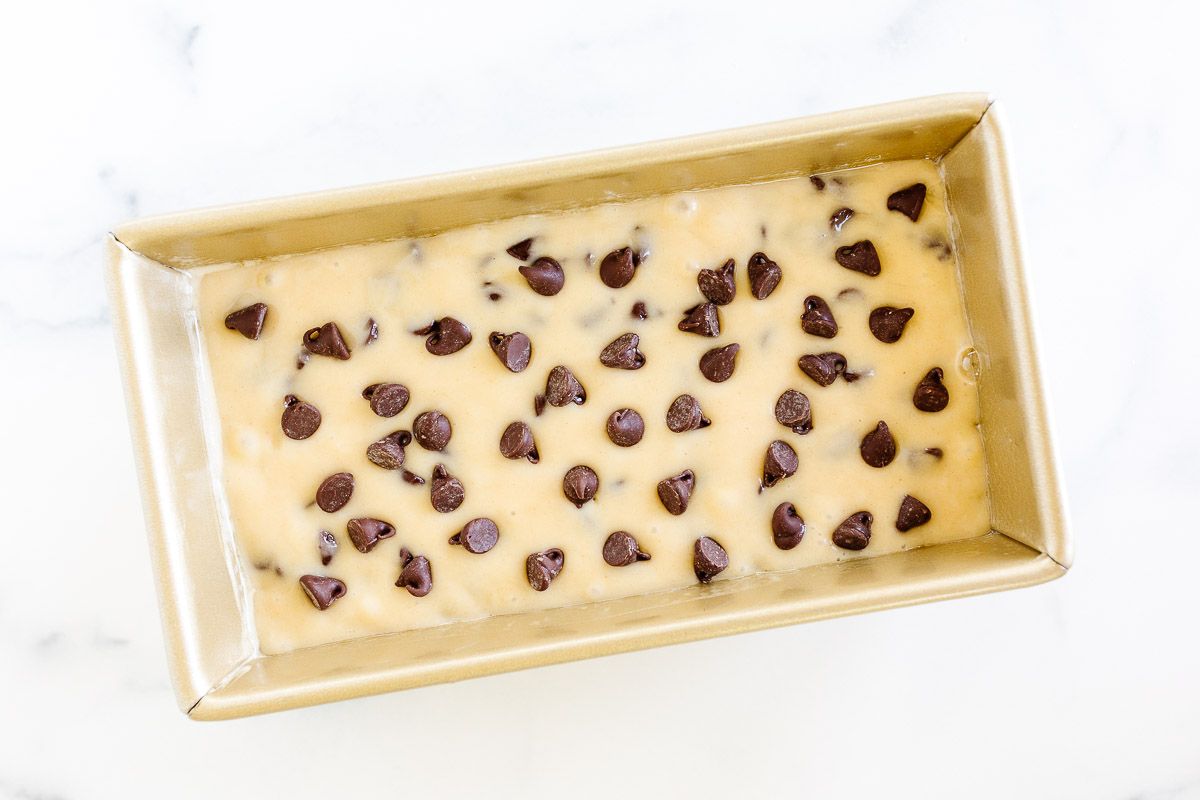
[195,160,990,655]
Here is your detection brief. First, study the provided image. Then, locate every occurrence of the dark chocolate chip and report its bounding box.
[656,469,695,515]
[224,303,267,340]
[450,518,500,554]
[771,503,805,550]
[599,247,638,288]
[489,331,533,372]
[666,394,710,433]
[810,175,826,190]
[606,409,645,447]
[631,301,649,320]
[913,367,949,412]
[519,257,565,296]
[362,382,410,417]
[430,464,465,513]
[832,511,873,550]
[281,394,322,440]
[887,183,927,222]
[413,411,452,451]
[499,421,539,462]
[296,351,310,370]
[860,421,896,468]
[797,353,848,387]
[526,548,565,591]
[924,447,944,459]
[774,389,812,434]
[698,259,736,305]
[747,252,782,299]
[488,291,503,302]
[415,317,472,355]
[678,303,720,337]
[346,517,396,553]
[699,343,740,383]
[830,207,854,232]
[693,536,728,583]
[600,333,646,370]
[364,318,379,345]
[299,575,346,610]
[603,531,651,566]
[762,440,799,488]
[563,465,599,507]
[318,530,338,565]
[545,366,587,406]
[315,471,354,513]
[534,394,547,416]
[366,431,410,470]
[401,469,426,485]
[507,237,534,261]
[303,322,351,359]
[843,370,864,383]
[896,495,932,532]
[835,240,882,276]
[868,307,915,343]
[801,295,838,338]
[396,548,433,597]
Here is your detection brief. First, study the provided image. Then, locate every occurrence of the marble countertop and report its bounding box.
[2,0,1197,797]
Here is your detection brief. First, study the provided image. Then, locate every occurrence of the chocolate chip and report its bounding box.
[693,537,728,583]
[415,317,472,355]
[606,409,645,447]
[924,447,944,459]
[366,431,410,470]
[224,303,267,339]
[631,301,649,320]
[699,343,740,382]
[346,517,396,553]
[868,307,915,343]
[526,548,565,591]
[401,469,426,485]
[843,370,864,383]
[603,531,651,566]
[747,252,782,299]
[810,175,826,191]
[534,394,547,416]
[281,394,321,439]
[801,296,838,338]
[299,575,346,610]
[797,353,847,387]
[830,207,854,232]
[599,247,638,288]
[656,469,695,515]
[318,530,338,565]
[913,367,949,412]
[413,411,452,451]
[678,303,720,337]
[832,511,873,550]
[563,465,599,507]
[450,518,500,554]
[303,322,351,359]
[545,365,586,406]
[860,421,896,468]
[698,259,736,305]
[315,472,354,513]
[762,441,798,488]
[835,240,881,276]
[887,183,927,222]
[488,291,503,302]
[489,331,532,372]
[430,465,465,513]
[774,390,812,434]
[396,548,433,597]
[771,503,805,550]
[666,394,710,433]
[362,382,410,417]
[600,333,645,369]
[296,351,310,370]
[364,318,379,345]
[519,257,565,296]
[896,495,932,532]
[507,237,534,261]
[499,421,539,462]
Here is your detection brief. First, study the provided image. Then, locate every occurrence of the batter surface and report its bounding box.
[195,160,990,654]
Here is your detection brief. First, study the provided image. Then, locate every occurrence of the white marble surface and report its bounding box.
[2,0,1198,797]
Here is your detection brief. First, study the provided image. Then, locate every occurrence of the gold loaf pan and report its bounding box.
[105,93,1070,720]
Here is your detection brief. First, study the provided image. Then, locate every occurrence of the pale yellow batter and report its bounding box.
[195,160,989,654]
